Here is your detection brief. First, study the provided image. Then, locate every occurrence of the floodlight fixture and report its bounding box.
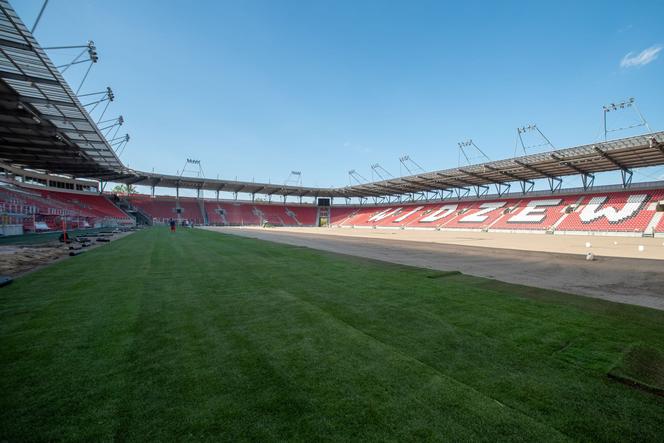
[517,124,538,134]
[603,98,635,113]
[87,40,98,63]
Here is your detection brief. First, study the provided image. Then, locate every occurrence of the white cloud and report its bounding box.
[620,45,662,68]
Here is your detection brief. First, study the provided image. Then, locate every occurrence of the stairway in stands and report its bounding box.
[198,200,208,225]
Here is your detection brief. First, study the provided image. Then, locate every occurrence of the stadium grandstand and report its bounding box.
[1,1,664,441]
[1,0,664,236]
[0,0,663,236]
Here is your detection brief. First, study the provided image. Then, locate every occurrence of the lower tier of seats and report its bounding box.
[0,183,134,234]
[127,197,319,227]
[332,187,664,235]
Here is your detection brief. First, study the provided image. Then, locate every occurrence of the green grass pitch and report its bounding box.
[1,227,663,441]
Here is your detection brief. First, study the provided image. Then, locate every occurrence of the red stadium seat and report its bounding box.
[0,184,132,232]
[555,191,664,233]
[323,187,664,235]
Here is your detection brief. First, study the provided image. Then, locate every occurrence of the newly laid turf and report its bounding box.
[1,228,663,441]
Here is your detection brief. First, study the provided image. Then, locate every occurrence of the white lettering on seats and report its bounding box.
[394,206,424,222]
[579,194,648,224]
[459,202,506,223]
[368,208,402,222]
[419,204,458,223]
[507,199,562,223]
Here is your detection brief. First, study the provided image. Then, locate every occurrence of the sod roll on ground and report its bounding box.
[1,228,663,441]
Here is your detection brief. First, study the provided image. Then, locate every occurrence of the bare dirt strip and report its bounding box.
[201,226,664,311]
[0,231,136,278]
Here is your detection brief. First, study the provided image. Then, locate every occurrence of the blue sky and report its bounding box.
[12,0,664,195]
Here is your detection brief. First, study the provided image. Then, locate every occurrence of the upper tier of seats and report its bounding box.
[331,187,664,234]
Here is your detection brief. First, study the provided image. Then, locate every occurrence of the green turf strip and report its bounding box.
[1,227,663,441]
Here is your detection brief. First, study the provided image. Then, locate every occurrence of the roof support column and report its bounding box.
[455,187,470,199]
[592,145,632,189]
[494,182,511,197]
[548,177,562,193]
[215,190,219,201]
[621,169,633,188]
[151,185,155,197]
[519,180,534,194]
[581,173,595,191]
[474,185,489,198]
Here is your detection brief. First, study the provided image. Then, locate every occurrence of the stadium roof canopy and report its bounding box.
[116,132,664,198]
[331,132,664,197]
[0,0,129,179]
[1,0,664,199]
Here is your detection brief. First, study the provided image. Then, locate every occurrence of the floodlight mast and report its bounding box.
[368,164,394,204]
[457,139,490,167]
[45,39,99,94]
[111,134,130,157]
[347,169,370,205]
[397,155,428,201]
[515,124,555,156]
[98,115,123,136]
[40,14,128,156]
[284,171,302,186]
[30,0,49,33]
[348,169,368,185]
[181,158,205,178]
[399,155,424,175]
[370,163,393,181]
[603,98,651,141]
